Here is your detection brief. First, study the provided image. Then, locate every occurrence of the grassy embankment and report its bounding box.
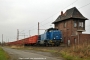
[26,44,90,60]
[0,46,10,60]
[10,43,90,60]
[60,43,90,60]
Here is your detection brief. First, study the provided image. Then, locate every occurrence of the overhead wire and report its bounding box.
[78,2,90,9]
[61,0,79,10]
[5,0,90,42]
[24,0,79,36]
[13,0,90,40]
[41,0,79,26]
[10,0,90,42]
[40,1,90,28]
[39,0,79,27]
[24,0,79,32]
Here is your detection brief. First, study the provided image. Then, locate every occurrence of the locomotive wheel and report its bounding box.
[44,42,49,46]
[56,43,60,46]
[54,42,60,46]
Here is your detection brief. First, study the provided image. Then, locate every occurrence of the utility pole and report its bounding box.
[24,33,25,38]
[17,29,19,40]
[2,34,3,46]
[23,33,25,47]
[19,33,28,39]
[19,33,28,47]
[23,33,28,47]
[8,39,9,43]
[38,22,39,35]
[29,30,31,37]
[38,22,46,35]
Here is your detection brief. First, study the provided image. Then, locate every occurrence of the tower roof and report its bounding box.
[52,7,88,24]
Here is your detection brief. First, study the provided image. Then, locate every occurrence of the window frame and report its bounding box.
[79,21,84,28]
[74,20,77,27]
[64,21,66,28]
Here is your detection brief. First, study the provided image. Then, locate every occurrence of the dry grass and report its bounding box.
[60,43,90,60]
[9,43,90,60]
[10,45,24,49]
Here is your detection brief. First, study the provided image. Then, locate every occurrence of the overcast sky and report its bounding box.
[0,0,90,42]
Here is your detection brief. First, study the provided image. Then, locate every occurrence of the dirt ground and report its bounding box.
[2,46,64,60]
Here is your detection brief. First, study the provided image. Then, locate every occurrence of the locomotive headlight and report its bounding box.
[54,38,55,39]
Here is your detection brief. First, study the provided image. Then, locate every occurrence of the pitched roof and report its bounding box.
[52,7,88,24]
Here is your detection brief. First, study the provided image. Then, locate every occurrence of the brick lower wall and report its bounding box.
[71,36,78,45]
[63,34,90,46]
[79,34,90,44]
[63,35,78,46]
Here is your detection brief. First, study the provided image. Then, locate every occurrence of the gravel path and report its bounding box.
[2,47,63,60]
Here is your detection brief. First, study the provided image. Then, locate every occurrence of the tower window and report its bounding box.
[79,21,83,27]
[64,22,66,28]
[74,38,77,44]
[74,21,77,27]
